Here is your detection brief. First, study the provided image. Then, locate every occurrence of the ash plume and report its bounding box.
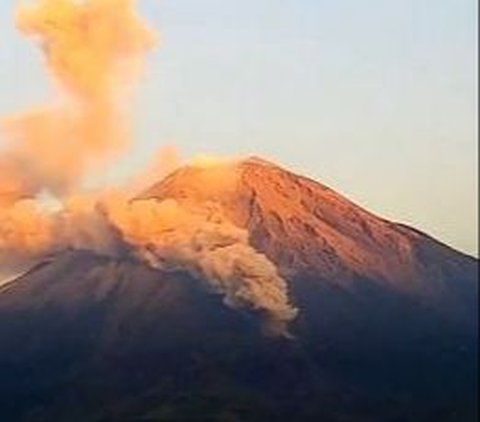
[1,0,156,196]
[0,193,298,334]
[0,193,121,269]
[0,1,298,333]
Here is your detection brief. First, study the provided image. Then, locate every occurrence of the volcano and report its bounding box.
[0,158,477,422]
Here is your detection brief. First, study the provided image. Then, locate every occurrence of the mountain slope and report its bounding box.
[143,158,476,312]
[0,157,477,421]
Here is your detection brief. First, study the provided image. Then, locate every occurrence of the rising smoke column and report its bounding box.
[1,0,156,196]
[0,0,155,278]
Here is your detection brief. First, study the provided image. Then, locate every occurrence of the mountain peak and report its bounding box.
[0,156,476,422]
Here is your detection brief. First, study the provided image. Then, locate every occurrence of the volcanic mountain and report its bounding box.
[0,158,477,422]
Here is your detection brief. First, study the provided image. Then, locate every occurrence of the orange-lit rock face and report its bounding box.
[143,158,475,295]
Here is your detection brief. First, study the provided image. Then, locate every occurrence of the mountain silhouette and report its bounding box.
[0,158,477,421]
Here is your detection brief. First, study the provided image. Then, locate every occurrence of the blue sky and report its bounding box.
[0,0,477,255]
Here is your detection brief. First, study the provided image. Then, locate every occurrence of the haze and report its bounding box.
[0,0,477,256]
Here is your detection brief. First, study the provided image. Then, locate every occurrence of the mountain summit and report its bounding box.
[0,157,477,421]
[144,157,476,295]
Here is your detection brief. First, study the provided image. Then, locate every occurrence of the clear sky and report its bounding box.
[0,0,477,256]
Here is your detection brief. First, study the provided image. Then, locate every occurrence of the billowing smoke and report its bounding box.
[0,193,298,335]
[0,0,155,269]
[0,1,298,334]
[1,0,155,196]
[0,199,55,267]
[0,193,121,269]
[103,197,298,334]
